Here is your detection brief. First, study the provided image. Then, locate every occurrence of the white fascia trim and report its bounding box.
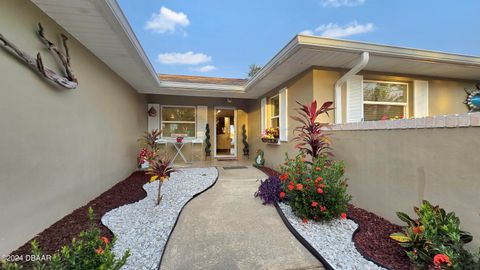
[298,35,480,67]
[334,52,369,124]
[102,0,160,85]
[244,36,301,91]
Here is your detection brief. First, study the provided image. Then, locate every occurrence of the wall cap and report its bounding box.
[327,112,480,131]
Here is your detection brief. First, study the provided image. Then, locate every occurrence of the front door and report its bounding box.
[214,107,237,158]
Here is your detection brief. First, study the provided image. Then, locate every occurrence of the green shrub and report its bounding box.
[279,154,351,221]
[1,207,129,270]
[390,200,479,269]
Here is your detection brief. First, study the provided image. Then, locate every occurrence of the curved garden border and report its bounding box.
[275,202,388,270]
[274,203,335,270]
[10,171,150,259]
[257,166,396,269]
[351,223,391,269]
[156,168,219,270]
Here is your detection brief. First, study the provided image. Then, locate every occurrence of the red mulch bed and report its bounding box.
[257,166,281,177]
[10,170,149,257]
[348,204,411,270]
[258,166,412,270]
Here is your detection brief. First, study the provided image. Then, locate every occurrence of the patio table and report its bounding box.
[171,141,191,163]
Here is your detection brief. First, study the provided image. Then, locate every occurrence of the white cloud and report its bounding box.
[157,51,212,65]
[299,30,315,36]
[321,0,365,7]
[145,7,190,34]
[192,65,217,72]
[300,21,375,39]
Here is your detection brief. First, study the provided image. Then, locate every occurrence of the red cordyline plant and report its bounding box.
[147,156,175,205]
[291,100,334,160]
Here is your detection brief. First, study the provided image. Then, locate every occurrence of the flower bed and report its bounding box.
[102,167,218,270]
[10,171,150,259]
[278,203,385,269]
[260,166,411,270]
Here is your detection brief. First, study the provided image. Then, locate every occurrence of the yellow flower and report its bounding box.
[150,175,159,182]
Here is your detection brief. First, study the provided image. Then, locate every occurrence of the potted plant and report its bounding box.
[242,124,249,156]
[137,129,161,169]
[205,123,211,157]
[261,127,279,144]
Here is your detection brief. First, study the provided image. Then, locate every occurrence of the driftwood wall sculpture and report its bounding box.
[0,23,78,89]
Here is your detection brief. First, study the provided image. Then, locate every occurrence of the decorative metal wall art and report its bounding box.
[464,83,480,112]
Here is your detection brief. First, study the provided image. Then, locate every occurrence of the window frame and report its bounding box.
[363,80,409,121]
[269,94,280,129]
[160,105,197,139]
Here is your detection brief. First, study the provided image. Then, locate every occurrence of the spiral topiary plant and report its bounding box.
[242,124,249,156]
[204,123,211,157]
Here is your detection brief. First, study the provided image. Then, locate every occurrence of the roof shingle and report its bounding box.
[159,74,247,86]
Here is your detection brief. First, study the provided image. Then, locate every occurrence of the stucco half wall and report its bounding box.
[331,127,480,248]
[0,0,146,256]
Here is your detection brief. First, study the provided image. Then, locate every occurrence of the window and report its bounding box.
[161,106,196,138]
[363,81,408,121]
[269,95,280,129]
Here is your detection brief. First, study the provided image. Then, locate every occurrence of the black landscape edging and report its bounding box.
[157,168,220,270]
[275,203,392,270]
[274,203,335,270]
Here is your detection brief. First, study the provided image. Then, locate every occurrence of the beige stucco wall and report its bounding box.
[248,70,314,168]
[429,79,472,115]
[247,66,479,248]
[146,95,249,161]
[330,128,480,248]
[0,0,146,256]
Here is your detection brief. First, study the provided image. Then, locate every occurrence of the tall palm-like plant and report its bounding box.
[291,100,334,160]
[137,129,162,153]
[147,156,175,205]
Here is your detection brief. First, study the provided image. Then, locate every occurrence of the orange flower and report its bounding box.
[101,236,109,245]
[95,247,104,255]
[296,183,303,190]
[340,213,347,219]
[279,191,285,199]
[288,185,294,191]
[302,218,308,224]
[311,201,318,207]
[433,254,451,267]
[320,206,327,212]
[317,188,323,194]
[279,173,289,181]
[315,176,323,182]
[412,226,424,235]
[316,167,321,171]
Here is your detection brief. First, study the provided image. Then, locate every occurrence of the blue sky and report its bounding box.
[119,0,480,79]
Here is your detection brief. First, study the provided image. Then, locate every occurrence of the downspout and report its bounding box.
[334,52,370,124]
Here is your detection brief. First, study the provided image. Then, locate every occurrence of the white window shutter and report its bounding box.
[196,106,208,139]
[279,88,288,141]
[346,75,364,123]
[261,97,267,134]
[147,104,160,131]
[414,80,429,118]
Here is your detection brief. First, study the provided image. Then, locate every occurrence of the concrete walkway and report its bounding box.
[160,165,324,270]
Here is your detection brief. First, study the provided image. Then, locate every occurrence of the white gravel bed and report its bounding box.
[278,203,385,270]
[102,167,218,270]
